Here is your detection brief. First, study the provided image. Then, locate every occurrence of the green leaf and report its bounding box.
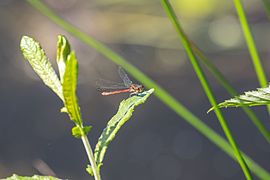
[20,36,63,101]
[94,89,154,168]
[72,126,92,138]
[82,125,92,135]
[86,163,103,177]
[72,126,83,138]
[86,164,94,176]
[209,85,270,111]
[2,174,61,180]
[56,35,71,83]
[60,107,68,113]
[62,51,82,126]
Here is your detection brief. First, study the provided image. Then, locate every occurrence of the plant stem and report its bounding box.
[162,0,253,179]
[234,0,270,114]
[81,131,101,180]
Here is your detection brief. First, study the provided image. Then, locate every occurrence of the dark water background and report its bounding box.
[0,0,270,179]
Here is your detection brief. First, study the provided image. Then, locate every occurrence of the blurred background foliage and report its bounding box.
[0,0,270,179]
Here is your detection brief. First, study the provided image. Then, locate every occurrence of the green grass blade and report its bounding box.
[234,0,268,87]
[63,51,82,126]
[2,174,61,180]
[192,44,270,144]
[94,89,154,169]
[57,35,71,83]
[26,1,270,179]
[260,0,270,19]
[20,36,63,101]
[234,0,270,114]
[162,0,252,179]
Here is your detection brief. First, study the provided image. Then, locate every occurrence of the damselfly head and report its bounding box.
[138,84,144,92]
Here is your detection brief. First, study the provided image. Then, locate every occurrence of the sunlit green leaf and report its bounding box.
[60,107,68,113]
[82,126,92,135]
[2,174,61,180]
[86,163,103,177]
[72,126,83,138]
[209,85,270,111]
[62,51,82,126]
[86,164,94,176]
[56,35,70,83]
[94,89,154,168]
[72,126,92,138]
[20,36,63,101]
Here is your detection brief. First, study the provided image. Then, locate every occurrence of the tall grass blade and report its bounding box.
[261,0,270,19]
[162,0,253,179]
[192,43,270,144]
[234,0,270,114]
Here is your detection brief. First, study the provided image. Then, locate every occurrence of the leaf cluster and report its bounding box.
[15,36,154,179]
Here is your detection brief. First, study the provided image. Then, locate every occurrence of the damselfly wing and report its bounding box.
[97,67,144,96]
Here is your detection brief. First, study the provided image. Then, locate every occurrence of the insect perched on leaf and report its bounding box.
[97,67,144,96]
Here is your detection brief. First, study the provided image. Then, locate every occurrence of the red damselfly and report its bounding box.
[97,67,144,96]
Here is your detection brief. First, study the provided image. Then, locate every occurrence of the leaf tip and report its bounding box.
[148,88,155,93]
[21,35,30,41]
[20,35,31,49]
[207,107,214,113]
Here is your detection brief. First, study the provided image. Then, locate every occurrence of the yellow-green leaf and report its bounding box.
[72,126,92,138]
[20,36,63,101]
[94,89,154,169]
[56,35,71,83]
[209,85,270,112]
[63,51,82,126]
[2,174,61,180]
